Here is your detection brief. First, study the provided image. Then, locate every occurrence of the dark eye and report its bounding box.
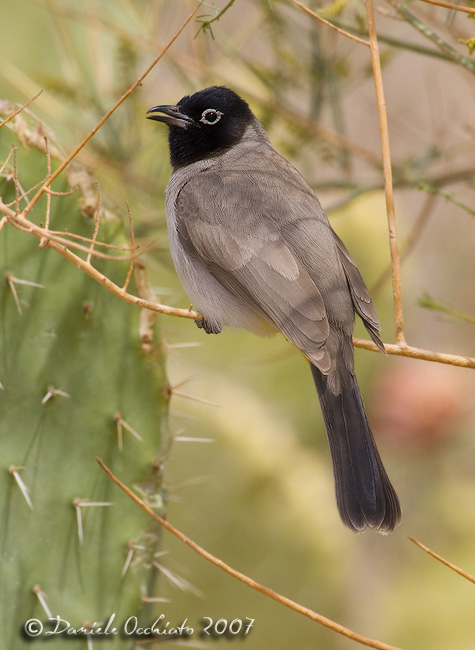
[200,108,223,125]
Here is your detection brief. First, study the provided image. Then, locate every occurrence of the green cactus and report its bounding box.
[0,109,169,647]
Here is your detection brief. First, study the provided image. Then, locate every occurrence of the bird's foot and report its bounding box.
[195,318,222,334]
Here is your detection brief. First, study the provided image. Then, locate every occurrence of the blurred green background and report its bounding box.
[1,0,475,648]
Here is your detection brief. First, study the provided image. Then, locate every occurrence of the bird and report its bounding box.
[147,86,401,533]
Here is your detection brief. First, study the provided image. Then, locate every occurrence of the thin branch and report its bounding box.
[86,182,101,265]
[1,196,148,261]
[387,0,475,73]
[365,0,405,345]
[0,90,44,129]
[44,137,52,232]
[3,177,47,210]
[409,538,475,584]
[44,229,132,250]
[418,293,475,324]
[97,458,405,650]
[196,0,237,37]
[416,0,475,15]
[122,201,136,292]
[331,18,454,61]
[13,148,20,216]
[417,183,475,219]
[0,144,15,176]
[21,1,206,218]
[353,337,475,370]
[0,200,198,321]
[43,186,78,198]
[289,0,370,47]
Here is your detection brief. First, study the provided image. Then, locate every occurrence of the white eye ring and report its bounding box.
[200,108,223,125]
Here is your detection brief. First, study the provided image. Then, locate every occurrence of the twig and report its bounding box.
[0,144,15,176]
[122,201,136,291]
[86,182,101,265]
[1,202,139,261]
[331,18,455,61]
[365,0,405,345]
[197,0,237,37]
[289,0,370,47]
[0,90,44,129]
[416,0,475,15]
[43,137,52,233]
[0,200,198,320]
[387,0,475,73]
[21,1,206,219]
[43,229,132,250]
[13,149,20,216]
[417,183,475,219]
[353,337,475,369]
[418,293,475,324]
[96,458,405,650]
[409,538,475,584]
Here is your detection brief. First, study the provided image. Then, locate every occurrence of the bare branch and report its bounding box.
[122,201,136,292]
[416,0,475,14]
[97,458,405,650]
[289,0,370,47]
[409,538,475,584]
[86,182,101,265]
[366,0,405,345]
[353,337,475,370]
[0,90,43,129]
[0,200,198,321]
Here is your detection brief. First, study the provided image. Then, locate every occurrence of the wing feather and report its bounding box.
[175,173,332,370]
[332,233,385,352]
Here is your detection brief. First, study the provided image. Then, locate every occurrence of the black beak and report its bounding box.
[146,105,196,129]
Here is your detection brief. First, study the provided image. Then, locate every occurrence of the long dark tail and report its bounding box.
[311,364,401,533]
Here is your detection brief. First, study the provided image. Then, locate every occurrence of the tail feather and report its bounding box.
[311,364,401,533]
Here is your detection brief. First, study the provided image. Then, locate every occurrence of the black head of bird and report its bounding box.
[147,86,254,168]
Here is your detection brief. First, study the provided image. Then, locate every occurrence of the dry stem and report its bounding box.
[0,199,194,320]
[289,0,370,46]
[0,90,43,128]
[97,458,405,650]
[353,338,475,370]
[416,0,475,13]
[409,538,475,584]
[365,0,405,346]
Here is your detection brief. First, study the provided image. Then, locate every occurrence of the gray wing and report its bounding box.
[332,233,385,352]
[175,170,332,371]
